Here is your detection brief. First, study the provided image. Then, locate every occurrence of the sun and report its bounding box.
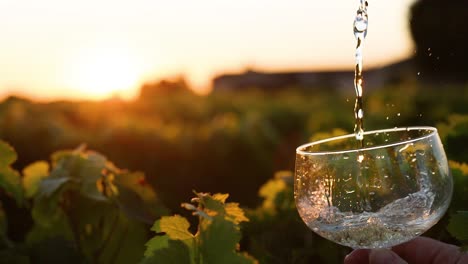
[66,45,144,100]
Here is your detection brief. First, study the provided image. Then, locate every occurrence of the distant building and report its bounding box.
[212,59,416,94]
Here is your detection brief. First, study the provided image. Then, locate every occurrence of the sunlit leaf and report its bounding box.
[258,177,286,212]
[22,161,49,198]
[143,193,257,264]
[117,171,156,202]
[212,193,229,203]
[225,203,249,224]
[152,215,193,240]
[200,193,224,216]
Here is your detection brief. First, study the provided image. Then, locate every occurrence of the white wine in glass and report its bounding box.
[294,127,453,249]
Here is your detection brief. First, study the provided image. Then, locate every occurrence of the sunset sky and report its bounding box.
[0,0,416,100]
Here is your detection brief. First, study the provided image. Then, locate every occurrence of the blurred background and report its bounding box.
[0,0,467,263]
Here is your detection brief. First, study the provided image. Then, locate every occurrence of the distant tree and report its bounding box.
[139,77,191,99]
[409,0,468,81]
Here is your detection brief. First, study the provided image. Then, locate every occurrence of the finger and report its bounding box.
[392,236,468,264]
[344,249,370,264]
[369,249,407,264]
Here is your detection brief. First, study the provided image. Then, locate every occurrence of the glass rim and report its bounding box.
[296,126,438,156]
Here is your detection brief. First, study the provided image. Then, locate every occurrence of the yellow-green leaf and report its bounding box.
[212,193,229,203]
[143,236,169,257]
[152,215,193,240]
[225,203,249,224]
[259,178,286,211]
[0,141,17,167]
[22,161,49,198]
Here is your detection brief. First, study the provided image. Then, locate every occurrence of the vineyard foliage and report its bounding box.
[0,83,467,262]
[142,192,256,264]
[0,143,167,263]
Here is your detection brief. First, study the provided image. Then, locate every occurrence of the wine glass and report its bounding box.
[294,127,453,249]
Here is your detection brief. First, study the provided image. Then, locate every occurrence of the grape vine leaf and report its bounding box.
[78,152,109,201]
[29,147,158,263]
[143,215,194,264]
[258,171,294,214]
[22,161,49,198]
[0,141,23,205]
[114,171,169,224]
[0,141,17,167]
[152,215,194,241]
[142,192,257,264]
[37,177,71,197]
[225,203,249,224]
[143,236,191,264]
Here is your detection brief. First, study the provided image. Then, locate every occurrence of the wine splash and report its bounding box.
[296,187,439,248]
[353,0,368,147]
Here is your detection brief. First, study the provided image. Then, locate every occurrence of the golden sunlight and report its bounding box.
[65,45,144,100]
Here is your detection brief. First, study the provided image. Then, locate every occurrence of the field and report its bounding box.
[0,81,467,263]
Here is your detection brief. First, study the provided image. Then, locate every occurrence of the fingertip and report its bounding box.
[344,249,370,264]
[369,249,408,264]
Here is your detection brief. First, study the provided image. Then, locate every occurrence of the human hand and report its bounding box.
[344,236,468,264]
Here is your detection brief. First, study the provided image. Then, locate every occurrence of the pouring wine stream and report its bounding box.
[353,0,371,211]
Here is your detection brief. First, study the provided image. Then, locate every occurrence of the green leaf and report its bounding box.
[200,193,225,214]
[448,211,468,241]
[30,187,68,229]
[115,171,168,223]
[144,236,169,257]
[152,215,193,240]
[109,218,150,264]
[143,193,257,264]
[37,177,71,197]
[0,141,17,167]
[0,168,23,205]
[0,141,23,205]
[143,216,194,264]
[77,152,108,201]
[142,236,191,264]
[199,214,241,263]
[22,161,49,198]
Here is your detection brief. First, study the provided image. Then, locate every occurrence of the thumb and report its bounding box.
[369,249,408,264]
